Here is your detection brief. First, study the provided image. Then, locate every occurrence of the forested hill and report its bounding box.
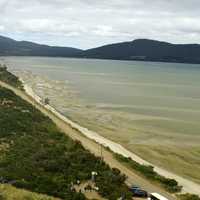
[1,35,200,64]
[0,35,82,57]
[81,39,200,64]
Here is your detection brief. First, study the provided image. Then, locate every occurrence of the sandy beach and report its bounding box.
[22,83,200,196]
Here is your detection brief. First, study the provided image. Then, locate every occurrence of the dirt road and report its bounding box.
[0,81,182,200]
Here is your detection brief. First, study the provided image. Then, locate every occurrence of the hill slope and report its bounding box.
[0,35,82,57]
[0,184,60,200]
[82,39,200,64]
[1,35,200,63]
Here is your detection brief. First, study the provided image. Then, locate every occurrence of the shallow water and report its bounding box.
[3,57,200,123]
[2,56,200,183]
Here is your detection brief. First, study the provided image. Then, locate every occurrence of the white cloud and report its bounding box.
[0,0,200,48]
[0,25,4,31]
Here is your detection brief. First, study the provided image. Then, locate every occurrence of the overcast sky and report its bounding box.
[0,0,200,49]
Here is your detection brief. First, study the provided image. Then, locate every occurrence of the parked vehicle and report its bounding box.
[130,187,148,198]
[148,193,169,200]
[130,185,140,192]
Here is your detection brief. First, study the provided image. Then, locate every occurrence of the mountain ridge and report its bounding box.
[81,38,200,64]
[1,35,200,64]
[0,35,83,57]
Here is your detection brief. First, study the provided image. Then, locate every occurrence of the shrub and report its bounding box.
[0,194,5,200]
[115,154,182,193]
[178,193,200,200]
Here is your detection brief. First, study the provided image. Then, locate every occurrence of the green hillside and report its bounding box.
[0,35,82,57]
[0,85,131,200]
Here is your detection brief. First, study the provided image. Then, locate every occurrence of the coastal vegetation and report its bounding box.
[0,86,132,200]
[115,154,182,193]
[177,193,200,200]
[115,154,200,199]
[0,64,23,90]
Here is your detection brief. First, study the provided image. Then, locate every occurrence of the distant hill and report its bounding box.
[0,35,82,57]
[81,39,200,64]
[1,35,200,64]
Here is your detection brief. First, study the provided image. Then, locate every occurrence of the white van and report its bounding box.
[148,193,169,200]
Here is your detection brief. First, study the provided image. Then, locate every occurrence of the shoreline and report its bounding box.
[23,82,200,196]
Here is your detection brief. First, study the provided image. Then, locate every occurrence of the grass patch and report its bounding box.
[0,184,59,200]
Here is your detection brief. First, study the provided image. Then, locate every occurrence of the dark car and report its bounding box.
[130,188,148,198]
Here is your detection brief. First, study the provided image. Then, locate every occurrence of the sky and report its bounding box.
[0,0,200,49]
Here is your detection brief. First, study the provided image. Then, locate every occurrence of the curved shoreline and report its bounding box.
[23,83,200,196]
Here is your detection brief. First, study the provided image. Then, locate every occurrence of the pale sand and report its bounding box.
[23,83,200,196]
